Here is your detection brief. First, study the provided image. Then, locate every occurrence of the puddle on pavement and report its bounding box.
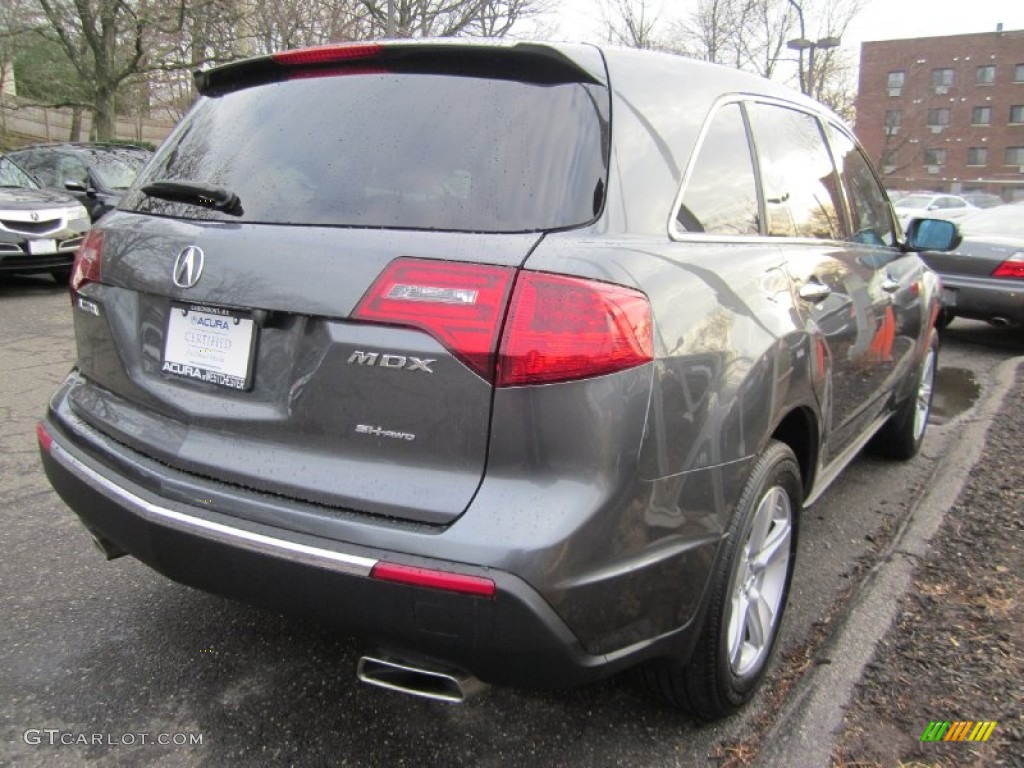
[930,367,980,424]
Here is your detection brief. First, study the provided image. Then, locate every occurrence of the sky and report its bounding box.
[531,0,1024,54]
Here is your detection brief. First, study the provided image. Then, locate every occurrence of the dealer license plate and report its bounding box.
[28,239,57,255]
[162,304,256,390]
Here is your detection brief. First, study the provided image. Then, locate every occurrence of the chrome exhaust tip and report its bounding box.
[357,654,487,703]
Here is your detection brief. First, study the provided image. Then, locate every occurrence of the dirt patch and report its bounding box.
[832,373,1024,767]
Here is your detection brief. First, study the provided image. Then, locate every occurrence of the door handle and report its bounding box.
[799,280,832,302]
[881,275,900,293]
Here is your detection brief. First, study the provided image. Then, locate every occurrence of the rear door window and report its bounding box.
[747,103,845,240]
[127,73,609,233]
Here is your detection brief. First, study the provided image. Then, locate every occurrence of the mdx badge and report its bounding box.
[172,246,205,288]
[347,351,435,373]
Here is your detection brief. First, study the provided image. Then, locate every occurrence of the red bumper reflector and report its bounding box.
[370,562,496,598]
[36,422,53,453]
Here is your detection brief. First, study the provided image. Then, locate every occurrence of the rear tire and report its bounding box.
[871,329,938,460]
[641,440,801,719]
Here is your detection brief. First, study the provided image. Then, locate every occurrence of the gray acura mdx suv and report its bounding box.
[38,40,957,718]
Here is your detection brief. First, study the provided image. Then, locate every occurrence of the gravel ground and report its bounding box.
[832,361,1024,767]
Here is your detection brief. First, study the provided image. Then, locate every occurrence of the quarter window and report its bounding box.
[967,147,988,166]
[972,106,991,125]
[677,103,759,235]
[828,127,895,247]
[976,65,995,84]
[747,103,844,240]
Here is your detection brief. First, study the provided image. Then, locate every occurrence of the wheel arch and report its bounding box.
[768,406,818,501]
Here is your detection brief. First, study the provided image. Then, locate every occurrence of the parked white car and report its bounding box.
[894,193,977,231]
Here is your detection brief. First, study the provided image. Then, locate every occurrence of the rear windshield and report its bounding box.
[127,73,609,233]
[87,151,146,190]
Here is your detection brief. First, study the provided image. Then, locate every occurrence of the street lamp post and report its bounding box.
[785,0,840,98]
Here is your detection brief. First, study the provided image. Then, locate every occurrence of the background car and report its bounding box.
[893,192,977,231]
[6,142,152,221]
[37,41,952,720]
[960,191,1004,209]
[919,203,1024,328]
[0,153,90,282]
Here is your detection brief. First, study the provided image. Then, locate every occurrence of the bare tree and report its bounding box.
[357,0,541,38]
[603,0,662,50]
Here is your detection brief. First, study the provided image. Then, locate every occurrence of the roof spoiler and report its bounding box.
[194,41,606,96]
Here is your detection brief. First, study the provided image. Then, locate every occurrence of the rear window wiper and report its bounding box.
[141,180,243,216]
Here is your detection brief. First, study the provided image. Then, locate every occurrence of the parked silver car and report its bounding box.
[893,192,976,231]
[919,204,1024,328]
[37,41,955,719]
[0,153,89,282]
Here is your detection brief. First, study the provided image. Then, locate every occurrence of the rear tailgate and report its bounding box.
[71,219,538,524]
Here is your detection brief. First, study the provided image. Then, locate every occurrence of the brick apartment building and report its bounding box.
[854,27,1024,202]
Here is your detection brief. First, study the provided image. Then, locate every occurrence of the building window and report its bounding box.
[931,68,954,89]
[884,109,901,134]
[927,108,951,131]
[1011,105,1024,124]
[1015,64,1024,83]
[880,150,897,172]
[972,106,992,125]
[924,148,947,166]
[967,147,988,166]
[976,65,995,84]
[887,70,905,95]
[1005,147,1024,165]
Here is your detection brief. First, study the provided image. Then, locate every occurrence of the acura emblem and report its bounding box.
[31,212,40,222]
[172,246,205,289]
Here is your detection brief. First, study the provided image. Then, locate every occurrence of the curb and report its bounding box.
[754,354,1024,768]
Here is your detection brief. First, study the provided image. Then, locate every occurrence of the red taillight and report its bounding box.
[354,259,653,386]
[272,43,383,66]
[496,273,653,387]
[352,258,515,381]
[71,229,103,293]
[36,422,53,453]
[370,562,496,598]
[992,254,1024,279]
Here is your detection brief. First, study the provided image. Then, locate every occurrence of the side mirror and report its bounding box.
[64,180,88,193]
[905,218,961,252]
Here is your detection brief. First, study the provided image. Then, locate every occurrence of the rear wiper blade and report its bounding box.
[141,180,243,216]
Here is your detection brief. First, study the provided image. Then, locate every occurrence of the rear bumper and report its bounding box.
[39,407,712,689]
[941,275,1024,324]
